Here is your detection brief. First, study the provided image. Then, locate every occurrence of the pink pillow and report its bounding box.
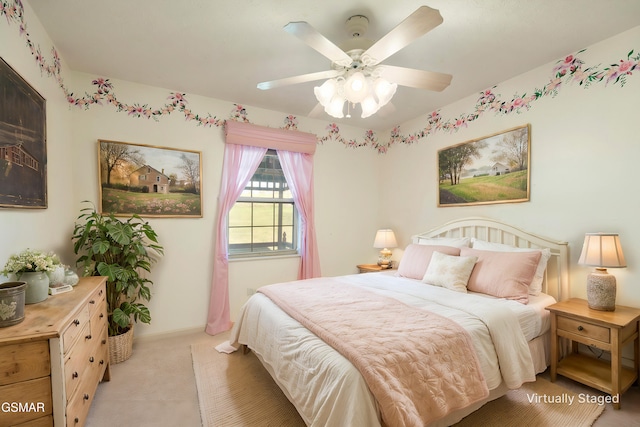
[397,244,461,280]
[460,248,542,304]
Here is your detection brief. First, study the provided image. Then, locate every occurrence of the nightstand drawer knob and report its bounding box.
[577,325,584,331]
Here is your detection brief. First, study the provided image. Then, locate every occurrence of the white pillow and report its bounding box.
[416,236,471,248]
[422,251,478,293]
[471,239,551,296]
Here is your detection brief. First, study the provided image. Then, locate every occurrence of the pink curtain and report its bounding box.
[278,150,321,279]
[205,120,320,336]
[205,143,267,335]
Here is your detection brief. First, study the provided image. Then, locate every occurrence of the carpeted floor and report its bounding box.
[191,341,605,427]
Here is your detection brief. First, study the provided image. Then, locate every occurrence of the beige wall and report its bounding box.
[379,26,640,309]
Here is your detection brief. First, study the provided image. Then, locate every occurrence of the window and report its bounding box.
[228,150,298,257]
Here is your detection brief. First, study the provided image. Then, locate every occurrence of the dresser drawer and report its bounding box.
[0,341,50,386]
[63,323,93,401]
[0,377,53,426]
[557,316,610,343]
[62,306,90,354]
[65,376,96,427]
[87,286,106,319]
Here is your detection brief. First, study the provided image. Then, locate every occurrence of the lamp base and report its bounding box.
[586,269,616,311]
[377,248,392,268]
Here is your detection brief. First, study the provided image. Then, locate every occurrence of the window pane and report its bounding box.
[280,203,294,225]
[253,227,273,248]
[252,203,274,226]
[229,203,251,227]
[229,227,251,251]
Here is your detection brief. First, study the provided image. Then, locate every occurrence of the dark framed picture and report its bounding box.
[98,139,202,217]
[0,57,47,208]
[438,124,530,207]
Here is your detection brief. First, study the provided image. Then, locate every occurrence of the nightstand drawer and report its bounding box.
[557,316,610,343]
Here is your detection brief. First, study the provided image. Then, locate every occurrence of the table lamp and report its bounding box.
[373,229,397,268]
[578,232,626,311]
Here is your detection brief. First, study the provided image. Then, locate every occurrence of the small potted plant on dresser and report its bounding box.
[72,202,163,364]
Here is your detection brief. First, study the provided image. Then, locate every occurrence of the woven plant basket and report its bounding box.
[108,323,134,364]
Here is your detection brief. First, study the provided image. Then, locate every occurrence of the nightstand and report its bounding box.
[357,264,393,273]
[546,298,640,409]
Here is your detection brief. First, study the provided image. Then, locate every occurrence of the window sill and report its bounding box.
[229,252,301,263]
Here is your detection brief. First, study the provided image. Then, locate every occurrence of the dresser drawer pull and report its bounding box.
[72,371,79,379]
[83,393,90,401]
[100,360,105,365]
[577,325,584,331]
[85,334,92,340]
[102,339,107,345]
[74,417,79,424]
[90,299,96,304]
[100,313,104,319]
[89,356,94,363]
[73,319,80,326]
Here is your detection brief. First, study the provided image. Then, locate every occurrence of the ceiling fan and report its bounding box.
[257,6,452,119]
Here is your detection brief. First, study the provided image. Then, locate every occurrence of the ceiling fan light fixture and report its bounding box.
[324,95,346,118]
[314,79,338,106]
[344,71,368,103]
[360,95,379,118]
[373,78,397,107]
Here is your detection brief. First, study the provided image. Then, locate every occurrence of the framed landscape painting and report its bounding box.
[438,124,530,207]
[98,139,202,217]
[0,57,47,208]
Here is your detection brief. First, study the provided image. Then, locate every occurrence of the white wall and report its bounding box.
[1,2,382,337]
[3,3,639,339]
[380,26,640,309]
[0,1,77,269]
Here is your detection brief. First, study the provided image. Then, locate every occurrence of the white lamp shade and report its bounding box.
[314,79,337,106]
[344,71,368,103]
[373,78,397,107]
[373,229,398,249]
[578,233,626,268]
[360,95,379,118]
[324,96,345,118]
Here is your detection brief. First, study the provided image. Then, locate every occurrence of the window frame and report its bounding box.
[227,150,299,258]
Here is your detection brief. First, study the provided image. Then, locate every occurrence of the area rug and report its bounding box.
[453,377,604,427]
[191,342,305,426]
[191,341,604,427]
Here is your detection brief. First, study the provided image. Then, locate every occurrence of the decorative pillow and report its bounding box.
[416,236,471,248]
[460,247,542,304]
[396,244,461,280]
[471,239,551,296]
[422,251,478,293]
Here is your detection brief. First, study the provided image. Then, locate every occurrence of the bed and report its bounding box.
[225,217,569,426]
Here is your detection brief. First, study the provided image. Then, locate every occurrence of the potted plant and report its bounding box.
[2,248,60,304]
[72,202,163,363]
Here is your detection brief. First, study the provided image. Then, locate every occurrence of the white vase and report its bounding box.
[18,271,50,304]
[47,265,65,286]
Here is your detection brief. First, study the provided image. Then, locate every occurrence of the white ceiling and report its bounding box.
[28,0,640,131]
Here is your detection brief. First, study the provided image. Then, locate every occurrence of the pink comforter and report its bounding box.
[259,278,490,427]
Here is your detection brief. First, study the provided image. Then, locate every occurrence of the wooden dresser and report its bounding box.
[0,277,110,427]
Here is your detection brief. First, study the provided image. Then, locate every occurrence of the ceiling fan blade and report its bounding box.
[377,65,452,92]
[284,22,353,67]
[362,6,443,65]
[257,69,343,90]
[308,103,325,118]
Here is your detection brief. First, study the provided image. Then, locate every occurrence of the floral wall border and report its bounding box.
[2,0,638,154]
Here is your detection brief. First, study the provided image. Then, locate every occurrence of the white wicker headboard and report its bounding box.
[412,217,569,301]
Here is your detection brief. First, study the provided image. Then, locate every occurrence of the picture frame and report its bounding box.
[0,57,47,209]
[98,139,202,217]
[438,124,530,207]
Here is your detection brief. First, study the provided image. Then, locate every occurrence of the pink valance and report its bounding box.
[225,120,317,154]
